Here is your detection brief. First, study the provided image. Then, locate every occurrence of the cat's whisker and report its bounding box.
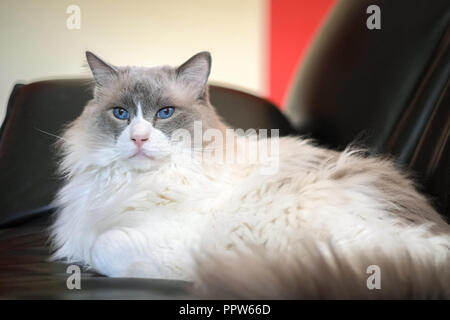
[34,127,67,141]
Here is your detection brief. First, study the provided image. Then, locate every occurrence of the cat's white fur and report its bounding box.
[51,128,450,294]
[50,53,450,298]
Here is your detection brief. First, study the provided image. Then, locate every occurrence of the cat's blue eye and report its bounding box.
[156,107,175,119]
[113,107,129,120]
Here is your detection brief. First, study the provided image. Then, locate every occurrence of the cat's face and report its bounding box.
[63,52,224,172]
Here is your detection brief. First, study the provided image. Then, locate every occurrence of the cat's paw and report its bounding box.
[90,228,152,277]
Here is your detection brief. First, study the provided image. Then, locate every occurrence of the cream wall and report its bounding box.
[0,0,267,125]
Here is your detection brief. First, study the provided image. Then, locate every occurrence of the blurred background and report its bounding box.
[0,0,335,124]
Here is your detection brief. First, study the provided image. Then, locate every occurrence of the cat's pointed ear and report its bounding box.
[86,51,118,86]
[176,51,211,98]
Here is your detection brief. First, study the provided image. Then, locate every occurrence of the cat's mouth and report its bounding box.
[129,151,155,160]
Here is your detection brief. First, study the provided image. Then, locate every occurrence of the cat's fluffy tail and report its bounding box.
[193,241,450,299]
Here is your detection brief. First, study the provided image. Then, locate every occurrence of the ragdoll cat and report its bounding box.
[50,51,450,299]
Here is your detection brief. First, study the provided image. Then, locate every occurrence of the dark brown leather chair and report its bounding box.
[0,0,448,298]
[285,0,450,216]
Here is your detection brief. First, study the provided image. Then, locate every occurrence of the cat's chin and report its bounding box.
[126,158,155,171]
[125,152,165,171]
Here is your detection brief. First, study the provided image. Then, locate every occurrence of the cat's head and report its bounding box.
[61,51,225,173]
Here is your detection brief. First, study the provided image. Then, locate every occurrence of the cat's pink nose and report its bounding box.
[131,133,149,148]
[130,119,151,149]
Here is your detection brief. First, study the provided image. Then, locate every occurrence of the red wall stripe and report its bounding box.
[268,0,336,108]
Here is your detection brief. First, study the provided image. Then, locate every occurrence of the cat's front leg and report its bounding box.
[90,228,162,278]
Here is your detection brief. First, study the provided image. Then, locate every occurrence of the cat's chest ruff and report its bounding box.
[121,164,230,213]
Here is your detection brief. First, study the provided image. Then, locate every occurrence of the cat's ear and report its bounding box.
[176,51,211,99]
[86,51,118,86]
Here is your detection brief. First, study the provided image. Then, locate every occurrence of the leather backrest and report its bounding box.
[284,0,450,216]
[0,80,294,228]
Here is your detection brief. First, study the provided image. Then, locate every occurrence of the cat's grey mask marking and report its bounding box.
[84,51,221,143]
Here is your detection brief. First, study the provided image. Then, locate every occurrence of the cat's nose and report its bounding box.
[130,119,151,148]
[131,132,150,148]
